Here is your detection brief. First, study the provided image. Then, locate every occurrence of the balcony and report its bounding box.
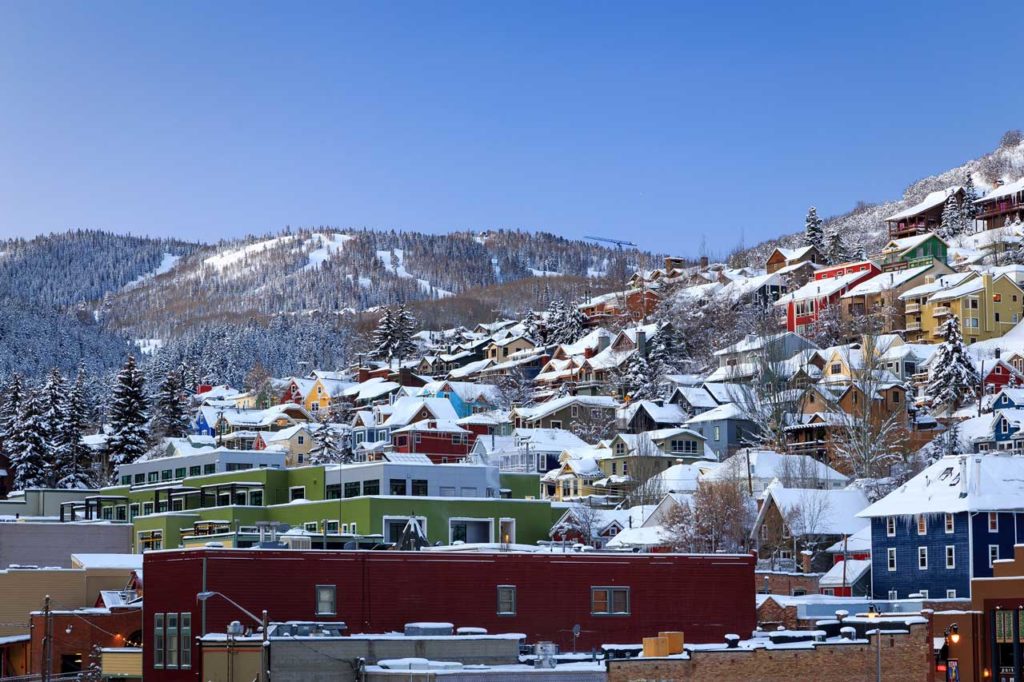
[977,199,1023,219]
[905,303,920,314]
[906,321,922,332]
[932,305,951,317]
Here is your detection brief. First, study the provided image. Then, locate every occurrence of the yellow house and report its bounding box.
[283,377,333,415]
[255,424,315,467]
[903,272,1024,344]
[539,450,604,501]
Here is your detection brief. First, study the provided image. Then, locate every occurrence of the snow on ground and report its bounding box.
[124,252,180,289]
[135,339,163,355]
[376,248,454,298]
[303,232,353,271]
[529,268,561,277]
[204,235,298,272]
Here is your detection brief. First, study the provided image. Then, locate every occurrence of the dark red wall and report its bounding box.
[30,609,142,675]
[143,548,755,681]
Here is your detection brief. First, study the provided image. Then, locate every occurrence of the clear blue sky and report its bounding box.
[1,1,1021,254]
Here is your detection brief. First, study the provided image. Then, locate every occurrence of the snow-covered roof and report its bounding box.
[977,177,1024,203]
[772,245,817,262]
[684,402,748,424]
[71,554,144,571]
[759,482,870,536]
[885,186,962,222]
[841,265,933,298]
[703,450,849,486]
[652,463,704,493]
[713,332,806,357]
[825,525,872,554]
[606,525,671,549]
[775,270,874,305]
[514,395,619,421]
[819,559,872,588]
[859,453,1024,517]
[447,359,493,379]
[382,397,459,428]
[391,419,470,434]
[701,382,752,405]
[512,428,588,452]
[898,272,975,301]
[622,401,688,426]
[670,386,718,409]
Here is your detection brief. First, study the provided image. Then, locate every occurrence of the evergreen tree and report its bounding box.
[804,206,825,253]
[153,367,189,439]
[105,355,150,479]
[308,421,348,465]
[10,389,48,489]
[40,368,66,461]
[962,173,979,224]
[938,193,963,240]
[547,298,586,345]
[646,326,681,394]
[0,374,24,473]
[392,304,418,364]
[823,228,853,265]
[371,307,397,365]
[56,364,94,488]
[616,352,655,401]
[545,298,568,343]
[521,309,541,344]
[927,316,979,413]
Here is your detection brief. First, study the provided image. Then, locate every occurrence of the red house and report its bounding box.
[982,359,1024,394]
[390,420,473,463]
[775,260,881,334]
[142,548,755,681]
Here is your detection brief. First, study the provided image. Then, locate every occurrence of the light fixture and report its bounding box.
[947,623,960,645]
[866,603,879,619]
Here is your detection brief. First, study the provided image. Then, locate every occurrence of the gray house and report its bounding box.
[713,332,818,369]
[683,402,757,458]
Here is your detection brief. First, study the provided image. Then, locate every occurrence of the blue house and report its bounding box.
[991,387,1024,412]
[683,402,757,459]
[416,381,501,419]
[859,453,1024,600]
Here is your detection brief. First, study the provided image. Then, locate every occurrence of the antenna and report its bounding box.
[585,236,638,250]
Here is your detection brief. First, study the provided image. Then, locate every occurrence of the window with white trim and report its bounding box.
[316,585,337,616]
[945,513,954,534]
[916,515,926,535]
[989,512,999,532]
[918,547,928,570]
[946,589,957,599]
[886,517,896,537]
[990,544,1000,567]
[945,545,955,569]
[887,548,896,571]
[497,585,516,615]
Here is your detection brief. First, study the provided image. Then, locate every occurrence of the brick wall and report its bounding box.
[30,609,141,675]
[755,571,821,596]
[608,622,934,682]
[756,597,798,630]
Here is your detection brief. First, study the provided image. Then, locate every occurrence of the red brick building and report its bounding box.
[143,548,755,681]
[29,608,141,677]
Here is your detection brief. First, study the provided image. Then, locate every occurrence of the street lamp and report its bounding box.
[946,622,960,645]
[866,603,881,682]
[196,591,270,681]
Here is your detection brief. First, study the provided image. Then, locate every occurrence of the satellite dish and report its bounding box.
[572,624,581,637]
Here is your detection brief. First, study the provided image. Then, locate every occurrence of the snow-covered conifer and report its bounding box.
[11,389,49,489]
[105,355,150,478]
[804,207,825,252]
[927,316,979,413]
[153,366,190,439]
[56,364,94,488]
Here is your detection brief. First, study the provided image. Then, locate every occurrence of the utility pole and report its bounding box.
[261,609,269,682]
[42,594,52,682]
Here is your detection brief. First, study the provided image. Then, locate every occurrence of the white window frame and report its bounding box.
[886,517,896,537]
[315,585,337,616]
[916,515,927,535]
[945,545,955,569]
[289,486,306,501]
[918,546,928,570]
[946,589,957,599]
[945,513,954,534]
[989,544,1000,567]
[888,590,898,600]
[887,548,896,572]
[989,512,999,532]
[448,517,495,544]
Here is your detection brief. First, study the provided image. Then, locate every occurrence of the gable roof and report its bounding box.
[858,453,1024,517]
[885,186,962,222]
[381,397,460,428]
[757,482,870,536]
[514,395,619,422]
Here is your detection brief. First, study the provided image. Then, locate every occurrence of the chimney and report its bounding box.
[597,333,611,352]
[699,255,709,270]
[636,330,647,357]
[358,367,370,383]
[958,456,968,498]
[996,348,1002,359]
[974,457,982,495]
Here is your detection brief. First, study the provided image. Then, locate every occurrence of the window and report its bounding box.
[919,589,929,599]
[440,486,456,497]
[945,513,954,534]
[989,512,999,532]
[591,587,630,615]
[289,486,305,501]
[350,522,357,534]
[389,479,407,496]
[411,480,428,496]
[161,469,172,481]
[326,520,339,534]
[120,475,131,485]
[204,464,216,475]
[148,471,159,483]
[180,612,191,669]
[918,547,928,570]
[946,546,956,569]
[497,585,516,615]
[887,548,896,572]
[831,363,842,375]
[315,585,336,616]
[344,482,360,498]
[129,503,139,520]
[363,480,380,495]
[142,502,154,516]
[886,517,896,537]
[946,589,957,599]
[888,590,898,601]
[115,505,127,521]
[154,613,165,668]
[550,420,562,429]
[990,545,1000,567]
[134,473,145,484]
[304,522,319,532]
[175,468,187,479]
[249,490,263,506]
[189,466,201,477]
[916,515,926,535]
[713,426,721,441]
[167,612,179,668]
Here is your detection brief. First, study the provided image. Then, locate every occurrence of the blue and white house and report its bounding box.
[858,453,1024,600]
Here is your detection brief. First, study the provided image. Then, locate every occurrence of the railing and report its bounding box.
[905,303,920,313]
[977,199,1022,218]
[906,321,922,332]
[932,306,951,317]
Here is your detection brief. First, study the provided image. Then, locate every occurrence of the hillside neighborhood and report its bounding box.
[4,173,1024,679]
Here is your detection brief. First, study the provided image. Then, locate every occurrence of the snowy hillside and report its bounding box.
[740,134,1024,266]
